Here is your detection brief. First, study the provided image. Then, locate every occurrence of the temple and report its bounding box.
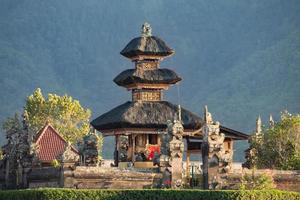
[2,23,298,191]
[91,23,248,170]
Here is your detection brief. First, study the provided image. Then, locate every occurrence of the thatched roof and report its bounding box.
[114,68,181,87]
[91,101,202,131]
[120,36,174,59]
[91,101,249,140]
[219,126,249,140]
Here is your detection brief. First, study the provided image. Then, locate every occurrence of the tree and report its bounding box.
[2,113,22,137]
[254,111,300,170]
[24,88,91,143]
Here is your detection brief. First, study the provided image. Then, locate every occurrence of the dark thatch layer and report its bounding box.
[91,101,202,131]
[114,68,182,87]
[220,125,249,140]
[120,36,174,58]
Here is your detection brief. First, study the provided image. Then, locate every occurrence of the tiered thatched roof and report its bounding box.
[120,36,174,58]
[114,68,181,87]
[91,101,202,131]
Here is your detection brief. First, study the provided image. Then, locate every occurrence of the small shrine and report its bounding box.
[34,123,79,166]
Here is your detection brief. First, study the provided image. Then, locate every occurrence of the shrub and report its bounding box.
[239,169,275,190]
[0,189,299,200]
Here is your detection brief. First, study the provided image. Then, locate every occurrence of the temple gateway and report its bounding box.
[91,23,248,180]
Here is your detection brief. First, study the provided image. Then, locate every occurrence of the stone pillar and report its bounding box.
[132,134,136,162]
[201,106,231,189]
[159,117,184,188]
[59,165,64,188]
[114,135,119,167]
[23,168,31,188]
[169,119,184,188]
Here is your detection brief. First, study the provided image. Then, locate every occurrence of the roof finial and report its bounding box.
[141,22,152,37]
[178,105,182,122]
[204,105,213,124]
[269,114,275,128]
[256,115,262,134]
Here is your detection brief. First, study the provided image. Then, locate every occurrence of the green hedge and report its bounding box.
[0,189,299,200]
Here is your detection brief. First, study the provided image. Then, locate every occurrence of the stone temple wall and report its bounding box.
[63,166,162,189]
[27,167,61,188]
[18,166,162,189]
[225,169,300,192]
[0,164,299,191]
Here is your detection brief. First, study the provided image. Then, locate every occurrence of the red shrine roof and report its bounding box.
[34,123,78,163]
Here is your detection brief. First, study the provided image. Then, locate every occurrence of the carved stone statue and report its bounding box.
[159,120,172,168]
[159,117,184,188]
[118,135,129,162]
[141,22,152,37]
[81,130,102,166]
[61,142,79,164]
[169,120,184,188]
[202,106,232,189]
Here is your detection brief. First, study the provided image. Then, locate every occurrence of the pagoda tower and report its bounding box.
[91,23,248,169]
[116,22,180,104]
[91,23,202,167]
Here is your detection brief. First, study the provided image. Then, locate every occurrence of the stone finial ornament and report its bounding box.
[204,105,213,124]
[256,115,262,135]
[141,22,152,37]
[178,105,182,122]
[269,114,275,128]
[61,142,79,163]
[281,109,292,120]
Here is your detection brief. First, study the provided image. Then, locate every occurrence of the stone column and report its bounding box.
[201,106,231,189]
[132,134,136,162]
[169,120,184,188]
[114,135,119,167]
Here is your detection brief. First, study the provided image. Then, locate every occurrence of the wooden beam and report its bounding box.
[125,83,170,90]
[132,134,136,162]
[114,135,119,167]
[101,128,197,136]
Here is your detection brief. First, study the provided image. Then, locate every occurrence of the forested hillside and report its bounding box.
[0,0,299,161]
